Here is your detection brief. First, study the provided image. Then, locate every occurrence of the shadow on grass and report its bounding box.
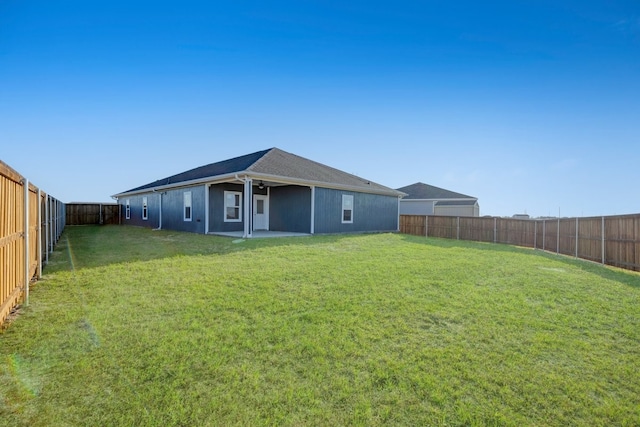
[399,233,640,289]
[47,226,640,289]
[44,225,362,273]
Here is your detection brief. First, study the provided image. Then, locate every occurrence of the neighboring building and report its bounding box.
[512,214,530,220]
[113,148,405,237]
[396,182,480,217]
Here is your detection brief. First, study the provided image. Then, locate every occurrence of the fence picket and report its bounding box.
[400,214,640,272]
[1,160,65,326]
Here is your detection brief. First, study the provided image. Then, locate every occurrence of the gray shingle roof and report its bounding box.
[123,149,271,193]
[396,182,476,200]
[116,148,401,197]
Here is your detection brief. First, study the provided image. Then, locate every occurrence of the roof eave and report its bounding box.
[245,172,405,197]
[401,197,478,202]
[112,171,405,198]
[111,172,246,198]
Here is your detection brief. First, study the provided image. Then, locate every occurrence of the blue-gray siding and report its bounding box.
[313,188,398,234]
[121,193,159,229]
[269,186,311,232]
[120,186,206,233]
[208,183,245,233]
[121,183,399,235]
[161,186,206,233]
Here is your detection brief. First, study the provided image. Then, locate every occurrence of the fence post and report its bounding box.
[457,217,460,240]
[23,179,30,306]
[575,217,579,258]
[56,199,59,241]
[601,216,605,265]
[493,217,497,243]
[47,197,53,254]
[57,200,61,241]
[55,199,58,241]
[534,221,537,249]
[557,217,560,254]
[37,189,42,279]
[425,215,428,237]
[543,220,546,250]
[51,197,55,246]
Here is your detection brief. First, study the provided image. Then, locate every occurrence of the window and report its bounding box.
[224,191,242,222]
[125,199,130,220]
[142,196,148,220]
[184,191,192,221]
[342,194,354,224]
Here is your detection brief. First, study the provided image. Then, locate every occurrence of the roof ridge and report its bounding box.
[266,148,371,183]
[245,147,276,171]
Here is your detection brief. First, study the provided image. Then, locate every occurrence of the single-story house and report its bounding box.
[396,182,480,217]
[112,148,405,237]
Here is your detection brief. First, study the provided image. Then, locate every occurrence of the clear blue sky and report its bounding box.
[1,1,638,218]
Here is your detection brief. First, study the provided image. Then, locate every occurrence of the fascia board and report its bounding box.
[113,171,405,198]
[246,172,405,197]
[401,198,478,202]
[111,172,244,198]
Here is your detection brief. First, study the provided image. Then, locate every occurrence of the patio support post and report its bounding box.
[204,184,210,234]
[310,186,315,234]
[244,178,252,238]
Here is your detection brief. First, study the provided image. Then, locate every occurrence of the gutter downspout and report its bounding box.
[152,189,163,230]
[397,195,402,232]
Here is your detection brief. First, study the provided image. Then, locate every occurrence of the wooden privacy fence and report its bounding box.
[1,160,65,327]
[66,203,120,225]
[400,214,640,272]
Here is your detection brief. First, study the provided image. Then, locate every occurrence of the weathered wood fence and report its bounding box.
[66,203,120,225]
[400,214,640,272]
[1,160,65,326]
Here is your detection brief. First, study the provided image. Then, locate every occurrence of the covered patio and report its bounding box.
[209,230,311,238]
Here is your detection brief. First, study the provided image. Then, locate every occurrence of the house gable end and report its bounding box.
[248,148,397,195]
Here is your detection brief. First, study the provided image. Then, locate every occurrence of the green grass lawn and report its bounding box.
[1,226,639,426]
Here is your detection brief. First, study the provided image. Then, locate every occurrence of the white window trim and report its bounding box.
[342,194,354,224]
[224,191,242,223]
[183,191,192,222]
[142,196,148,220]
[125,199,130,220]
